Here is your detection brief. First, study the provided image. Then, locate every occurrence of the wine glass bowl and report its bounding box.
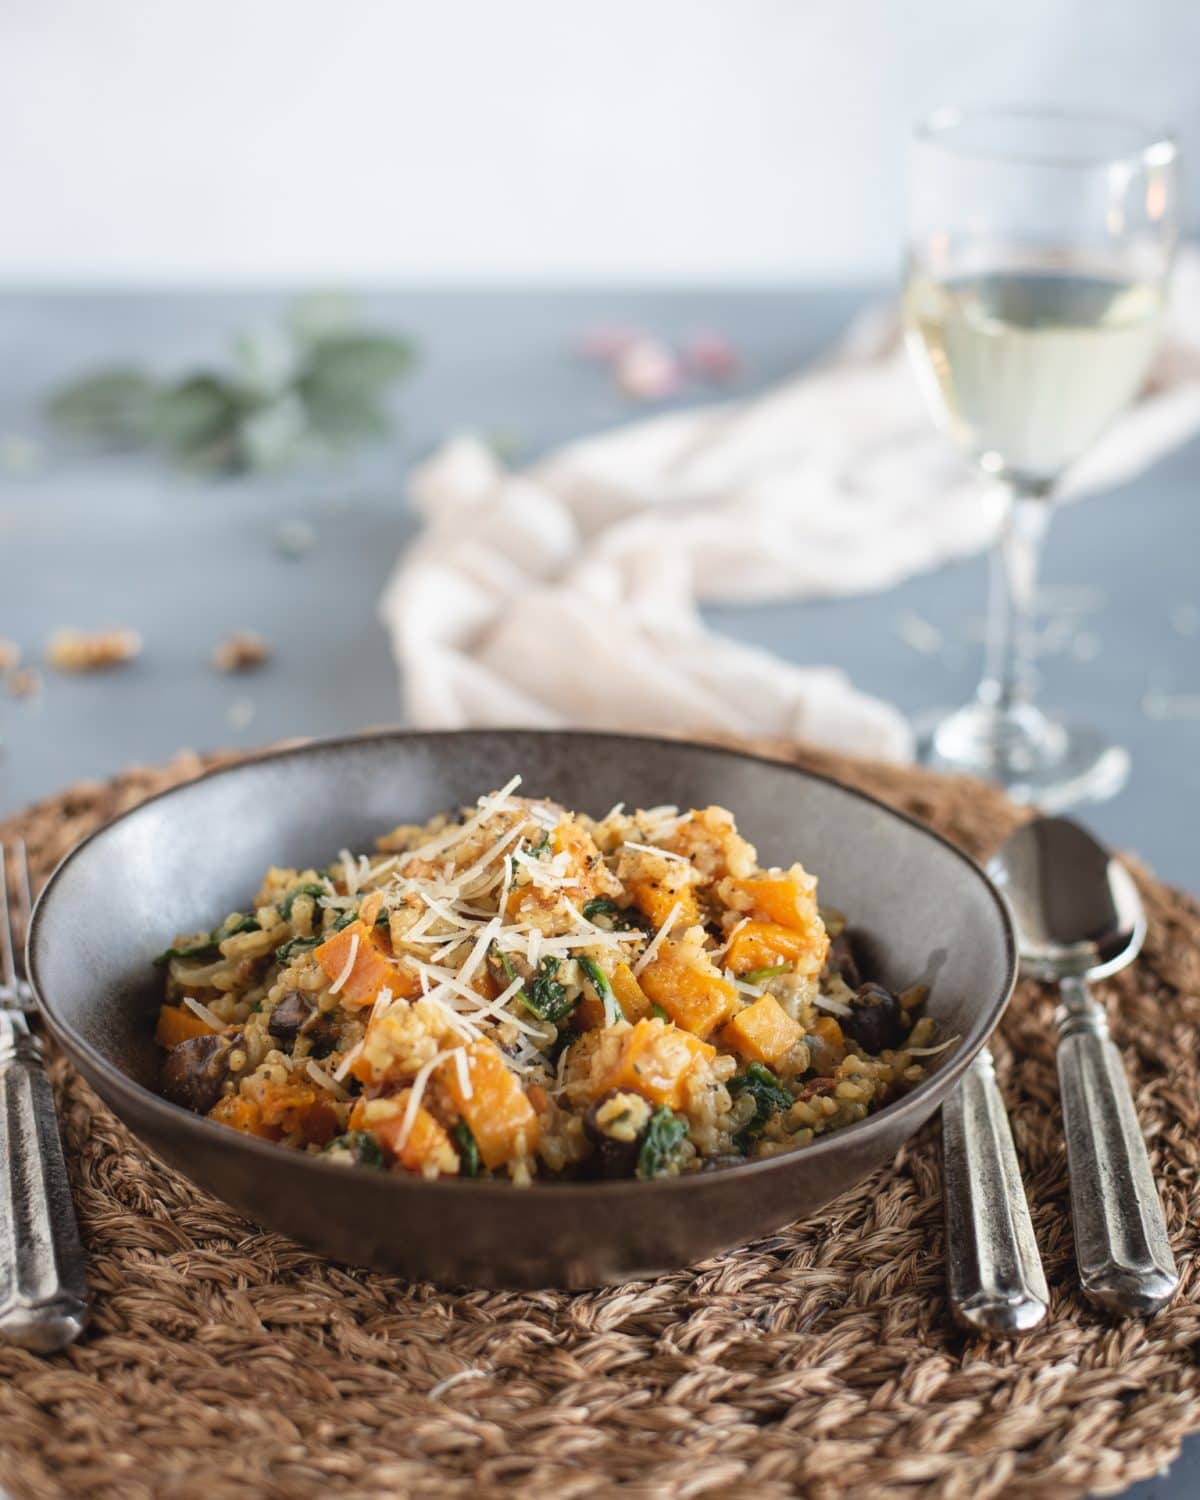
[903,108,1180,807]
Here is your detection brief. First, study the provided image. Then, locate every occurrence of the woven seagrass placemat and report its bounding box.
[2,740,1198,1500]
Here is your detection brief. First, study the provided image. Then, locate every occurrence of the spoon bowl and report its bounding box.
[987,817,1146,982]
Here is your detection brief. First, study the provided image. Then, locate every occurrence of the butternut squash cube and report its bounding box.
[723,921,809,977]
[637,942,737,1038]
[721,994,802,1066]
[155,1002,219,1049]
[595,1018,715,1109]
[631,878,699,931]
[210,1092,280,1138]
[720,872,829,977]
[351,1092,459,1176]
[438,1040,540,1169]
[551,821,611,901]
[724,876,811,929]
[610,962,652,1023]
[244,1077,340,1145]
[315,920,405,1010]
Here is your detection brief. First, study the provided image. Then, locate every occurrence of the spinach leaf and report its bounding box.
[454,1120,481,1178]
[650,1004,669,1021]
[579,956,623,1023]
[212,913,261,943]
[153,937,219,967]
[275,935,321,963]
[581,897,649,934]
[279,882,328,921]
[526,956,574,1023]
[527,829,552,857]
[728,1062,794,1153]
[323,1132,385,1169]
[741,963,790,984]
[331,908,359,933]
[154,912,260,966]
[636,1107,689,1179]
[492,949,575,1024]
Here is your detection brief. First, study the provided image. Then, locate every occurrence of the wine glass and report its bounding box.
[903,107,1180,807]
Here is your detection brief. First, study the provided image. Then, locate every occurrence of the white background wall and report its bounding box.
[3,0,1197,284]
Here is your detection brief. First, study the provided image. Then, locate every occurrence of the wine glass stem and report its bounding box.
[979,487,1052,717]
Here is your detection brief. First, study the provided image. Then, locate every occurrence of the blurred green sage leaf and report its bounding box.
[45,295,417,474]
[47,368,157,446]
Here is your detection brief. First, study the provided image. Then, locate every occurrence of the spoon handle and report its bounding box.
[1056,976,1178,1314]
[942,1046,1049,1334]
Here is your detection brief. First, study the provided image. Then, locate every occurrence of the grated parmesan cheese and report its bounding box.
[904,1036,961,1056]
[633,900,682,976]
[621,840,690,863]
[369,985,395,1023]
[306,1059,349,1099]
[333,1039,364,1082]
[182,995,225,1031]
[714,916,749,962]
[329,931,360,994]
[396,774,523,871]
[394,1048,460,1155]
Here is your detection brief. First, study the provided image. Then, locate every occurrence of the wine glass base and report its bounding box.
[915,702,1130,811]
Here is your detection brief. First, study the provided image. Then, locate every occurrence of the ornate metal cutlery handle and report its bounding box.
[0,1011,88,1351]
[1056,976,1178,1314]
[942,1047,1049,1334]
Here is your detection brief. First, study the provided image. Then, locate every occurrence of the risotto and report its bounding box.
[153,778,947,1183]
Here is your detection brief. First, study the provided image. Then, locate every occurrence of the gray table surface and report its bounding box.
[1,289,1196,1498]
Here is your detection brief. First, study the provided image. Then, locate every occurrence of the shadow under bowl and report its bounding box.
[29,730,1015,1288]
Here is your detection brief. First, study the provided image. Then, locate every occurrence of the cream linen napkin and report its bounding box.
[381,253,1200,762]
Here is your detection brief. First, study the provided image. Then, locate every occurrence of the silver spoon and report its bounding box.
[988,816,1178,1315]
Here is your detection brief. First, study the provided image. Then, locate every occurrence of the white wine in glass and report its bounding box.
[904,110,1179,807]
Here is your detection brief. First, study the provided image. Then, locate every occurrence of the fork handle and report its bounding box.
[1056,976,1178,1314]
[0,1013,88,1351]
[942,1046,1049,1334]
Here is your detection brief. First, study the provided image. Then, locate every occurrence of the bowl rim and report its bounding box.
[28,726,1017,1201]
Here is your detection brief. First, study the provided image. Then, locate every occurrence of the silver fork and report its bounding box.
[0,840,88,1351]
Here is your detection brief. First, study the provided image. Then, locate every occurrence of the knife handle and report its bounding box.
[1056,975,1178,1314]
[0,1013,88,1352]
[942,1046,1049,1334]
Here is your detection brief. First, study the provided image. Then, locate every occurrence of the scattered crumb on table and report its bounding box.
[212,631,271,673]
[46,627,142,672]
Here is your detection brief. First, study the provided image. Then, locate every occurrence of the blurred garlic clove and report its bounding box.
[576,325,645,362]
[684,330,742,382]
[615,338,682,400]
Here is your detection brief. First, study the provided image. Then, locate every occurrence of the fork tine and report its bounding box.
[14,841,31,976]
[0,843,13,991]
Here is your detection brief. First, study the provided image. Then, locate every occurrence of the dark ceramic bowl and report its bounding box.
[29,730,1015,1288]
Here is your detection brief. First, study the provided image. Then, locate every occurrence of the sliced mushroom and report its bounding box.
[841,982,905,1054]
[162,1032,238,1114]
[583,1089,653,1178]
[268,991,339,1056]
[268,990,314,1043]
